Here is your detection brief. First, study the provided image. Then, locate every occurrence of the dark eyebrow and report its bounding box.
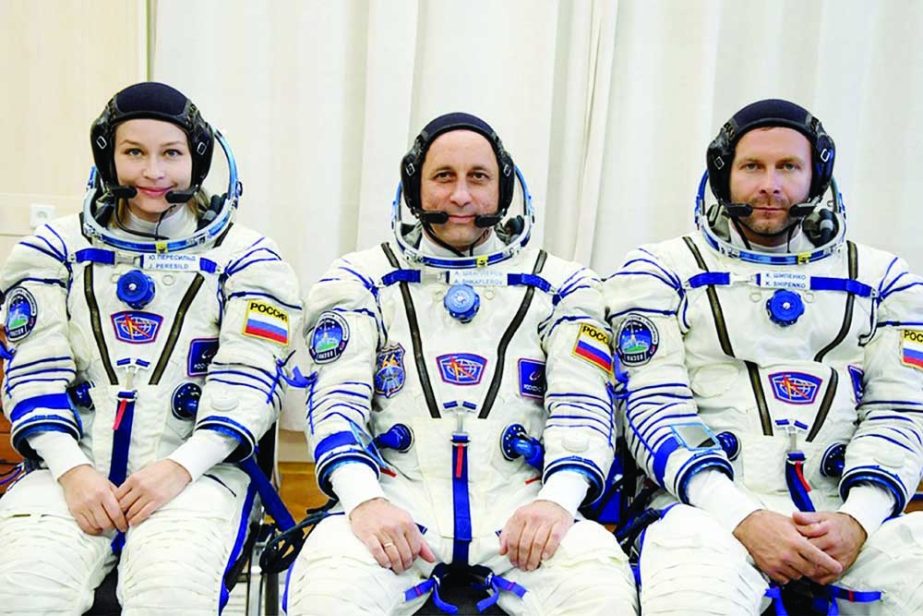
[117,139,186,147]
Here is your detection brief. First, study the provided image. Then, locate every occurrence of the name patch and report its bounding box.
[375,344,406,398]
[4,287,38,342]
[518,359,546,399]
[769,371,822,405]
[616,315,659,367]
[310,312,349,363]
[243,300,290,345]
[757,271,809,290]
[901,329,923,371]
[188,338,219,376]
[111,311,163,344]
[447,270,508,287]
[143,253,200,272]
[437,353,487,386]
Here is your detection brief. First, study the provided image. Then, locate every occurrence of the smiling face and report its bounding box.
[419,130,500,251]
[114,119,193,222]
[729,126,813,246]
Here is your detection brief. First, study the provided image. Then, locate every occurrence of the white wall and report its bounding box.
[0,0,147,259]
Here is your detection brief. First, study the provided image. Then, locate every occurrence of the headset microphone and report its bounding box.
[788,202,817,218]
[166,188,199,203]
[724,201,816,219]
[419,211,449,224]
[474,214,502,228]
[724,204,752,217]
[109,186,137,199]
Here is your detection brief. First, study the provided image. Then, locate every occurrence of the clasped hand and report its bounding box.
[734,509,867,585]
[59,460,192,535]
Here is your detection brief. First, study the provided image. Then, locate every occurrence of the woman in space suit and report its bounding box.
[0,82,301,615]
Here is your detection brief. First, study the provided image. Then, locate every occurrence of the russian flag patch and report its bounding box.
[572,323,612,373]
[242,300,289,345]
[901,329,923,371]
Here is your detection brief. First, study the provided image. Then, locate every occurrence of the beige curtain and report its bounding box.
[153,0,923,432]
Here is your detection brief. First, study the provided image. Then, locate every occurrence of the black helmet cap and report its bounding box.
[706,99,835,204]
[90,82,214,195]
[400,112,515,219]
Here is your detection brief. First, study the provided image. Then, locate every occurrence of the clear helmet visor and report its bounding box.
[391,166,535,269]
[82,130,242,254]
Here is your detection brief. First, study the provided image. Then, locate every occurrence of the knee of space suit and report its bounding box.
[836,512,923,615]
[119,512,241,613]
[638,505,767,616]
[508,521,639,616]
[117,466,252,613]
[0,511,112,614]
[285,515,427,616]
[119,523,228,613]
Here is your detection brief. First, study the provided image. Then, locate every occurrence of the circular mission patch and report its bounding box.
[616,314,660,367]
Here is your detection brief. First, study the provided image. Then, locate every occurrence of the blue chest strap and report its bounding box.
[686,272,875,297]
[380,268,554,293]
[72,248,220,275]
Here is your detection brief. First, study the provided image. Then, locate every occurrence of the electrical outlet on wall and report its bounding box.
[29,204,56,229]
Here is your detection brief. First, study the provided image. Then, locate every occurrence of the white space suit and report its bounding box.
[285,227,638,615]
[0,208,301,614]
[604,210,923,614]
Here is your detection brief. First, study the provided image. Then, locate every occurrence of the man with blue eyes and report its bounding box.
[604,98,923,614]
[285,112,639,615]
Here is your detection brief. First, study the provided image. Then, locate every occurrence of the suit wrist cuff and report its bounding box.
[687,470,762,532]
[838,483,895,537]
[330,462,386,515]
[28,431,90,480]
[536,470,589,517]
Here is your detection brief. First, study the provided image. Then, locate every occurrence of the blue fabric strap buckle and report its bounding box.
[382,269,422,286]
[812,583,882,615]
[475,571,528,612]
[687,272,731,289]
[74,248,117,265]
[764,585,788,616]
[507,273,552,293]
[403,565,458,614]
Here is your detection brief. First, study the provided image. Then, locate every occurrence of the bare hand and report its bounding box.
[499,500,573,571]
[59,464,128,535]
[733,509,842,585]
[115,459,192,526]
[792,511,867,584]
[349,497,435,573]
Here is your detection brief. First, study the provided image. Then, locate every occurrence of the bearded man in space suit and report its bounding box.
[0,82,301,614]
[605,99,923,614]
[285,113,638,615]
